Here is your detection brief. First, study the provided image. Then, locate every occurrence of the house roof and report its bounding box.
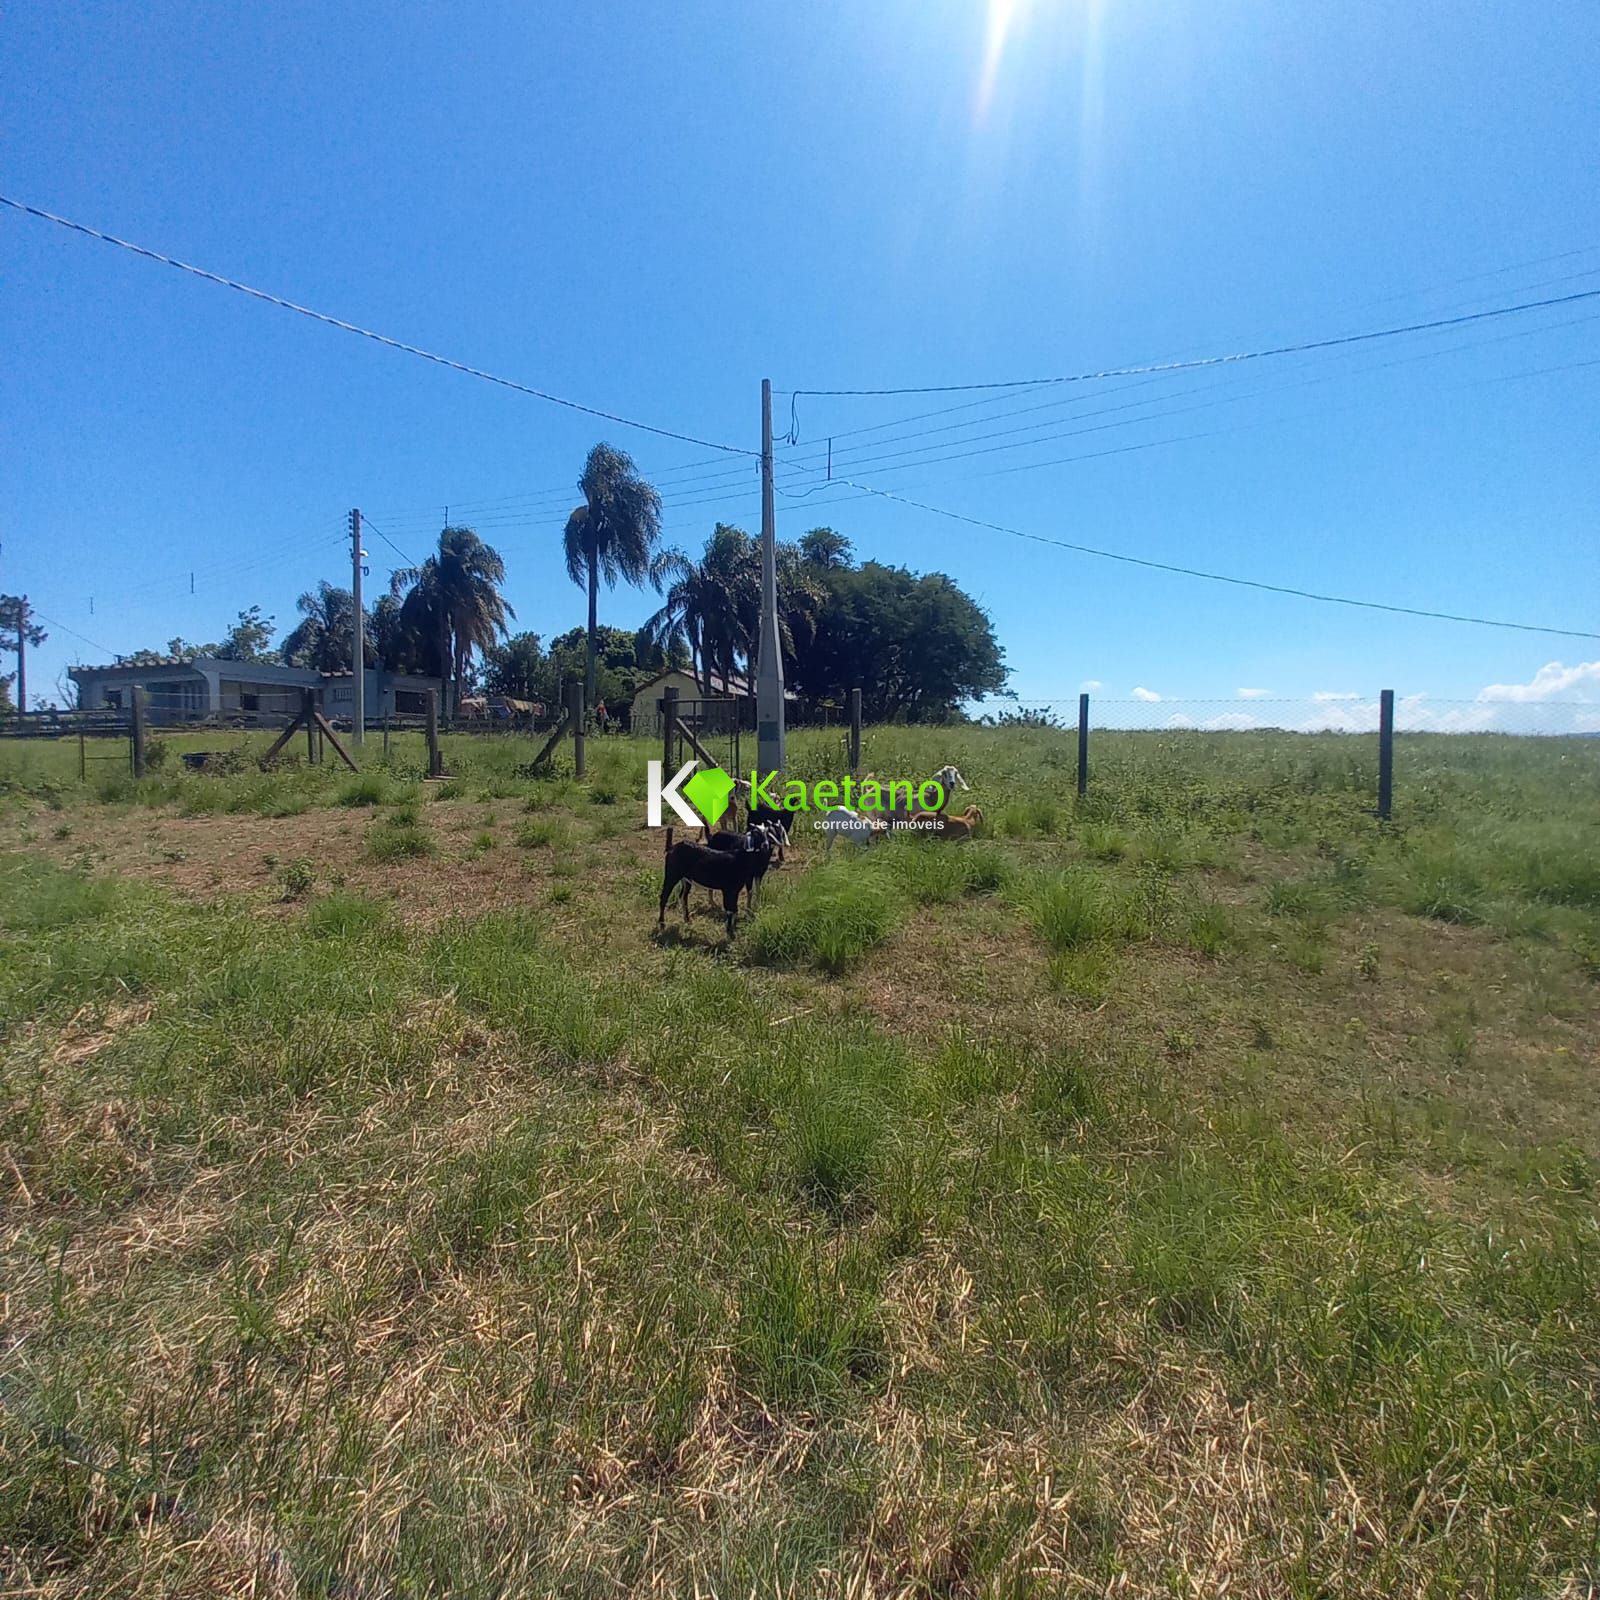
[630,666,796,700]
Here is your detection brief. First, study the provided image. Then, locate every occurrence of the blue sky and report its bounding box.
[4,0,1598,725]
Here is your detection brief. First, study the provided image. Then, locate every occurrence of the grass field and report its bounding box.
[2,722,1597,1597]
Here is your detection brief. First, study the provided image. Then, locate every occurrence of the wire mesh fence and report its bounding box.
[1002,695,1600,738]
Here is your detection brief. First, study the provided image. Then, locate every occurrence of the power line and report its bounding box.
[28,610,116,658]
[357,515,417,570]
[1,195,755,458]
[795,476,1600,641]
[781,286,1600,400]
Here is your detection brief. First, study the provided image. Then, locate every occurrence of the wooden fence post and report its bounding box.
[382,712,390,759]
[426,690,443,778]
[1377,688,1395,821]
[662,686,679,772]
[302,688,318,765]
[568,682,586,779]
[1077,692,1090,798]
[130,687,148,779]
[849,688,862,774]
[79,720,87,783]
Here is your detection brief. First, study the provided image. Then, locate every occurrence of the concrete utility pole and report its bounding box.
[350,509,365,747]
[756,379,786,778]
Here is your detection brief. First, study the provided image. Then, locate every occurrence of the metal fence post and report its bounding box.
[1077,692,1090,798]
[1377,688,1395,820]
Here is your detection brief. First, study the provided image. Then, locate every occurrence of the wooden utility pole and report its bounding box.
[755,380,785,779]
[350,508,365,748]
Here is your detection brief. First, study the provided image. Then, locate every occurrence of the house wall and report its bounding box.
[322,671,443,720]
[72,667,210,723]
[629,671,702,734]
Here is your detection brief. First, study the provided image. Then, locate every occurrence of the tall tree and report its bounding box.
[482,632,545,700]
[789,560,1007,721]
[282,583,364,674]
[562,444,663,704]
[644,523,759,693]
[799,527,854,571]
[0,596,46,716]
[215,606,278,662]
[391,527,514,713]
[645,525,825,694]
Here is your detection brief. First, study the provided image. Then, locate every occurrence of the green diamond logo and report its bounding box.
[681,766,736,827]
[684,768,739,832]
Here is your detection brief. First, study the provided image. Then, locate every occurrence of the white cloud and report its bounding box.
[1206,712,1263,730]
[1477,660,1600,704]
[1164,713,1195,729]
[1131,686,1161,702]
[1080,679,1102,692]
[1312,691,1361,703]
[1237,687,1272,699]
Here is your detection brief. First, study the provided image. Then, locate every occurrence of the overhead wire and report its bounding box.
[0,194,754,457]
[780,285,1600,400]
[787,475,1599,641]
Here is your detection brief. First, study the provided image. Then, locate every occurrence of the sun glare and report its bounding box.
[976,0,1030,119]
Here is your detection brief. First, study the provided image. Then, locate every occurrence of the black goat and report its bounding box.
[745,803,794,863]
[702,821,781,910]
[659,825,777,935]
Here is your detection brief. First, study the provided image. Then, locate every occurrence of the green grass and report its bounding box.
[2,723,1599,1597]
[364,811,434,860]
[744,861,902,972]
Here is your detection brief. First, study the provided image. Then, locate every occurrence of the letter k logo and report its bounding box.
[647,760,735,828]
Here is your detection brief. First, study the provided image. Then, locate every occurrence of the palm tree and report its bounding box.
[644,526,825,699]
[563,444,663,704]
[644,523,760,693]
[390,527,514,714]
[282,582,365,674]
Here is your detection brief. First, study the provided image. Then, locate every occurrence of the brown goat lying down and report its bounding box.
[910,804,985,841]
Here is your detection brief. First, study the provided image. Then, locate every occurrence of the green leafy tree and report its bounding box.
[0,597,47,714]
[799,527,854,571]
[790,560,1007,721]
[562,444,663,704]
[391,527,514,713]
[215,606,278,662]
[483,632,545,699]
[541,625,653,710]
